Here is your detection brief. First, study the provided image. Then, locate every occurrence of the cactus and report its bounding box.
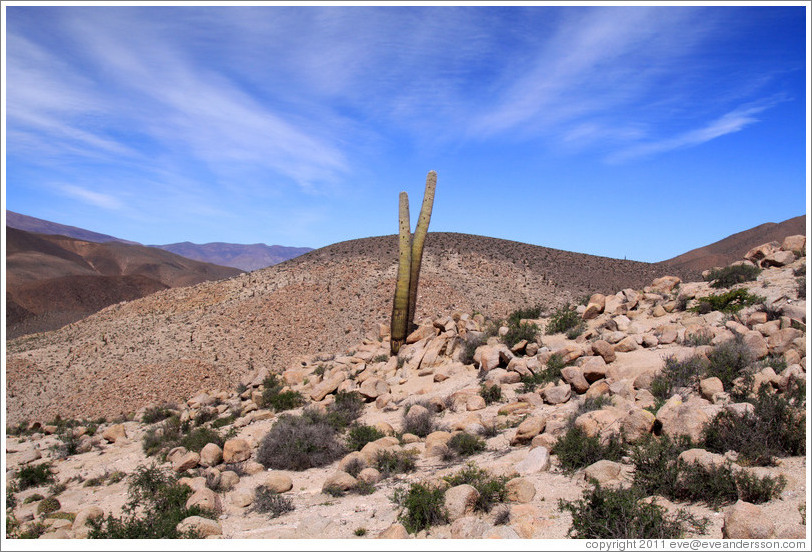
[390,192,412,354]
[390,172,437,355]
[407,170,437,329]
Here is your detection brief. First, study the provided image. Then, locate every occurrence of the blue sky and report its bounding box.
[3,3,808,262]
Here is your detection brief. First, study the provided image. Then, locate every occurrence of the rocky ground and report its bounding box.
[4,235,808,541]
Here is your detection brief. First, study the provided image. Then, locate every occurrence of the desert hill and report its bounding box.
[6,210,135,244]
[5,227,243,338]
[152,242,313,272]
[659,215,806,277]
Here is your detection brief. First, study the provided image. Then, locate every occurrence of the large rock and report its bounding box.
[619,409,655,442]
[173,451,200,473]
[614,336,639,353]
[474,345,501,372]
[561,366,590,394]
[574,408,624,438]
[767,328,803,354]
[762,250,795,267]
[510,416,546,445]
[584,460,623,485]
[377,523,409,539]
[515,446,551,474]
[101,424,127,443]
[649,276,681,294]
[699,377,724,401]
[745,242,779,264]
[722,501,775,539]
[581,355,608,382]
[322,471,357,494]
[72,506,104,531]
[186,488,219,511]
[177,516,222,537]
[444,484,479,521]
[543,383,572,405]
[223,438,252,463]
[310,372,347,401]
[359,377,389,400]
[506,478,536,503]
[264,472,293,493]
[781,234,805,253]
[199,443,223,467]
[656,398,710,443]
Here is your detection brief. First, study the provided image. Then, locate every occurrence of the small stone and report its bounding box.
[378,523,409,539]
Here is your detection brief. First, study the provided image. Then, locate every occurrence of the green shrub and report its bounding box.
[559,482,707,539]
[52,428,81,458]
[88,464,214,539]
[392,483,448,534]
[16,521,48,539]
[142,405,174,425]
[354,527,368,536]
[16,463,54,490]
[326,391,365,430]
[691,289,764,314]
[23,493,44,504]
[702,382,805,465]
[443,463,509,513]
[479,383,502,405]
[267,390,305,412]
[552,426,626,473]
[374,449,417,478]
[36,497,60,515]
[402,402,436,437]
[797,276,806,299]
[704,264,761,288]
[180,426,224,453]
[460,334,485,365]
[705,336,753,391]
[347,424,385,452]
[566,322,586,340]
[508,305,542,326]
[650,355,708,401]
[573,396,611,419]
[501,322,538,348]
[630,434,691,498]
[372,354,389,363]
[735,471,786,504]
[676,462,739,509]
[211,413,238,429]
[520,353,565,392]
[251,486,295,518]
[447,432,486,457]
[193,407,218,426]
[256,412,345,471]
[546,304,580,335]
[142,415,187,457]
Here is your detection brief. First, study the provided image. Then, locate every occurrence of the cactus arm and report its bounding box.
[390,191,412,354]
[406,170,437,330]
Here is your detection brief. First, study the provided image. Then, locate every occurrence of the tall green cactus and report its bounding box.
[390,172,437,355]
[407,170,437,329]
[390,192,412,354]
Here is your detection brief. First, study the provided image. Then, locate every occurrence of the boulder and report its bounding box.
[186,488,219,511]
[510,416,546,445]
[377,523,409,539]
[722,501,775,539]
[222,438,252,463]
[359,377,389,400]
[72,506,104,531]
[781,234,805,253]
[101,424,127,443]
[506,478,536,503]
[444,484,479,521]
[561,366,589,394]
[322,471,357,494]
[173,451,200,473]
[699,377,725,401]
[543,383,572,405]
[619,409,655,442]
[199,443,223,467]
[310,372,347,401]
[614,336,639,353]
[649,276,681,294]
[581,355,608,382]
[177,516,222,537]
[762,250,795,267]
[219,470,240,490]
[515,446,551,474]
[584,460,623,485]
[656,398,710,443]
[264,472,293,493]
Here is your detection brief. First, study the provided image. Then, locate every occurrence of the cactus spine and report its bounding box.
[390,172,437,355]
[390,192,412,354]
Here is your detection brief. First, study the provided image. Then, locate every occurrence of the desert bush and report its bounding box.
[402,402,435,437]
[372,354,389,363]
[650,355,708,400]
[735,471,786,504]
[354,526,368,536]
[326,391,365,430]
[479,383,502,405]
[256,412,345,471]
[446,432,486,457]
[443,463,509,513]
[682,331,714,347]
[546,304,580,335]
[392,482,448,534]
[251,486,295,518]
[142,405,174,425]
[566,322,586,340]
[16,463,54,490]
[501,321,539,348]
[704,264,761,288]
[52,428,81,458]
[559,482,707,539]
[705,336,753,392]
[193,407,218,426]
[374,449,417,478]
[552,426,626,474]
[346,424,385,452]
[691,289,763,314]
[211,413,238,429]
[572,396,611,419]
[676,462,739,509]
[180,426,224,453]
[35,497,60,516]
[702,382,805,465]
[459,335,485,366]
[797,276,806,299]
[88,464,214,539]
[142,415,187,457]
[508,305,542,325]
[520,353,565,392]
[493,505,511,526]
[267,390,305,412]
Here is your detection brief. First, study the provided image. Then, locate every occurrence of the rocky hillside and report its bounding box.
[152,242,313,272]
[5,234,806,540]
[6,227,243,338]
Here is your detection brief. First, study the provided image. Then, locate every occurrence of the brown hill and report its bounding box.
[6,227,243,337]
[6,210,135,244]
[658,215,806,277]
[152,241,313,271]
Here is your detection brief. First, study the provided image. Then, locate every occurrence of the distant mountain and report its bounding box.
[6,226,242,337]
[152,242,314,271]
[658,215,806,278]
[6,210,137,244]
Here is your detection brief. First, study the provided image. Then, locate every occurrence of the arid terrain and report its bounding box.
[4,231,807,541]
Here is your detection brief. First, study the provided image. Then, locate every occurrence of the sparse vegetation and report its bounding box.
[142,405,175,425]
[402,402,436,437]
[552,426,626,473]
[374,449,418,478]
[346,424,385,452]
[704,336,754,392]
[691,289,764,314]
[559,482,708,539]
[16,462,55,490]
[546,303,580,335]
[326,391,365,430]
[251,486,295,518]
[650,355,708,401]
[391,482,448,534]
[704,264,761,288]
[446,432,486,457]
[444,463,509,513]
[479,382,502,405]
[519,353,565,392]
[88,464,215,538]
[256,411,345,471]
[501,321,539,348]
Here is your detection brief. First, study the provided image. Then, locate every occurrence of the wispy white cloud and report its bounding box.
[57,184,124,210]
